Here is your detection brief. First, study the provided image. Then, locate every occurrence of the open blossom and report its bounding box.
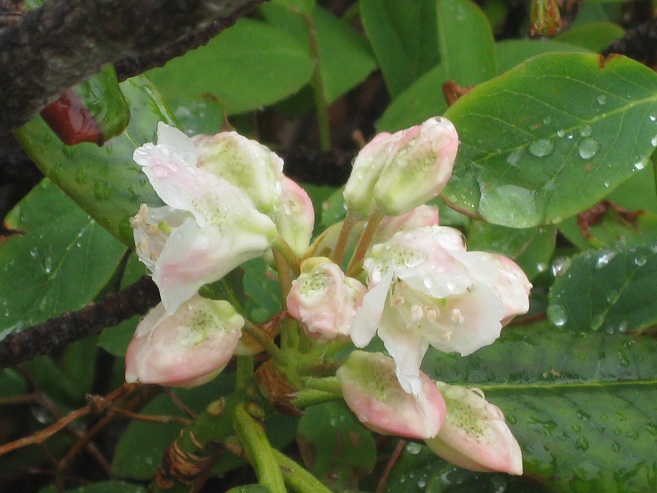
[337,351,445,439]
[343,117,458,218]
[132,122,277,313]
[425,382,523,475]
[351,226,531,395]
[125,295,244,388]
[287,257,366,340]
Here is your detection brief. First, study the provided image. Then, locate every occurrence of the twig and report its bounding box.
[0,0,266,133]
[0,276,160,369]
[0,383,135,457]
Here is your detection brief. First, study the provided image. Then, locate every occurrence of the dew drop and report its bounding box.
[557,129,566,137]
[578,137,600,159]
[634,255,647,266]
[547,304,568,327]
[405,442,423,455]
[596,250,617,268]
[597,95,608,105]
[634,160,647,171]
[551,256,572,277]
[579,124,593,137]
[528,139,554,157]
[651,135,657,147]
[651,115,657,122]
[507,149,522,166]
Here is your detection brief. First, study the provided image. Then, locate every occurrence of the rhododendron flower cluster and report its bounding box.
[125,117,530,476]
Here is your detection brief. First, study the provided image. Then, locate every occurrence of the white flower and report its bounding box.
[351,226,530,395]
[132,123,277,313]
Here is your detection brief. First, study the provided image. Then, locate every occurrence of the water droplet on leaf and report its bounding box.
[547,304,568,327]
[578,137,600,159]
[597,95,607,105]
[528,139,554,157]
[579,124,593,137]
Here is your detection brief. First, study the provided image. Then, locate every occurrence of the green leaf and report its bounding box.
[382,444,540,493]
[112,375,236,479]
[243,258,283,323]
[360,0,439,97]
[555,22,624,52]
[437,0,496,85]
[422,323,657,492]
[0,180,126,338]
[14,77,174,245]
[147,18,314,115]
[377,64,448,133]
[297,401,376,490]
[547,244,657,333]
[259,3,376,103]
[496,39,590,74]
[466,222,556,280]
[39,481,145,493]
[443,53,657,228]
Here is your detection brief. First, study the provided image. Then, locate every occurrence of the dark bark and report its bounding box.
[0,0,266,134]
[0,276,160,369]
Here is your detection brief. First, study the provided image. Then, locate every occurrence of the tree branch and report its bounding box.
[0,276,160,369]
[0,0,266,134]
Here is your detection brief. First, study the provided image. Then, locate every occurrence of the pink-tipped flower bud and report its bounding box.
[424,382,523,475]
[125,295,244,388]
[287,257,366,340]
[344,117,458,217]
[337,351,446,439]
[274,177,315,258]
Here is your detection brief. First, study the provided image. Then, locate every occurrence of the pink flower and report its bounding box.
[132,123,277,313]
[337,351,446,439]
[344,117,458,217]
[274,177,315,257]
[287,257,366,340]
[351,226,531,395]
[425,382,523,475]
[125,295,244,388]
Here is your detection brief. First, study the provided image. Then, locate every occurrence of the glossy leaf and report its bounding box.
[146,18,314,115]
[437,0,496,85]
[467,222,556,280]
[377,64,449,133]
[547,244,657,333]
[259,3,376,103]
[555,22,624,52]
[14,77,173,246]
[360,0,439,97]
[443,53,657,227]
[422,323,657,492]
[0,180,126,338]
[297,401,376,491]
[496,40,589,74]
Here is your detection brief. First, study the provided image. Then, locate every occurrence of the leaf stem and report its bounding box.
[242,319,284,363]
[233,403,287,493]
[273,448,334,493]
